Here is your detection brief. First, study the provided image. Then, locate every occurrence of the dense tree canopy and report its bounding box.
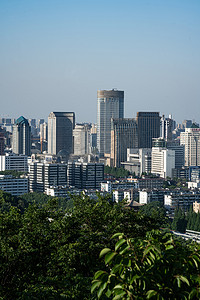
[0,192,160,299]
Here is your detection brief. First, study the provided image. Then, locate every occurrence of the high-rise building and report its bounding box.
[73,124,90,156]
[97,89,124,156]
[48,112,75,155]
[136,112,160,148]
[0,127,5,155]
[160,114,175,141]
[12,116,31,156]
[180,124,200,167]
[111,118,138,167]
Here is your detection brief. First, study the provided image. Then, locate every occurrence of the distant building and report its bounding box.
[12,116,31,156]
[48,112,75,156]
[73,124,90,155]
[0,174,28,196]
[151,147,175,179]
[136,112,160,148]
[139,190,164,204]
[67,161,104,189]
[0,153,28,172]
[97,89,124,156]
[165,191,200,213]
[180,124,200,167]
[160,114,175,141]
[122,148,152,176]
[0,128,5,155]
[29,162,68,193]
[193,201,200,213]
[111,118,138,167]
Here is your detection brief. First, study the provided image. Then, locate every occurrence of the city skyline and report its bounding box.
[1,0,200,123]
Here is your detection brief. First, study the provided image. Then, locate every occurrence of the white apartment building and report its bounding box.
[180,126,200,167]
[151,147,175,179]
[0,153,28,172]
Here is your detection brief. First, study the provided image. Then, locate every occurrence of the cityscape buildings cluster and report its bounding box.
[1,89,200,214]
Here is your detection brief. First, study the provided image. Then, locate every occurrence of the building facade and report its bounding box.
[0,153,28,172]
[48,112,75,155]
[111,118,138,167]
[97,89,124,156]
[67,161,104,189]
[73,124,90,156]
[180,125,200,167]
[29,162,68,193]
[136,112,160,148]
[0,175,28,196]
[12,116,31,156]
[151,147,175,178]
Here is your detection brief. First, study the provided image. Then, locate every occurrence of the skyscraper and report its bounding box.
[111,118,138,167]
[136,112,160,148]
[48,112,75,155]
[12,116,31,156]
[97,89,124,156]
[180,124,200,167]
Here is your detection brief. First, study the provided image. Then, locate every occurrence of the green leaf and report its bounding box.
[113,292,126,300]
[112,232,123,239]
[179,275,190,286]
[105,251,117,264]
[91,280,101,294]
[97,282,107,299]
[115,238,126,251]
[94,270,107,279]
[146,290,157,299]
[113,284,124,290]
[166,245,174,250]
[100,248,111,258]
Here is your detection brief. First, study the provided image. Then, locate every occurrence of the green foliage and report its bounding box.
[0,192,160,299]
[187,206,200,232]
[0,170,26,178]
[139,201,169,228]
[172,208,187,233]
[92,230,200,299]
[104,166,130,178]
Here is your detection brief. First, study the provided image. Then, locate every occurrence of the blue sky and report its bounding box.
[0,0,200,123]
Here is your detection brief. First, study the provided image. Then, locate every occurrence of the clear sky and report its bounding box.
[1,0,200,124]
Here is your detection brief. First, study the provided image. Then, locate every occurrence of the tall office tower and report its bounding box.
[97,89,124,156]
[12,116,31,156]
[0,127,5,155]
[136,112,160,148]
[40,122,48,141]
[180,124,200,167]
[111,118,138,167]
[48,112,75,155]
[160,114,175,141]
[73,124,90,155]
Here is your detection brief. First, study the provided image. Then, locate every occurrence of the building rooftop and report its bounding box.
[15,116,29,126]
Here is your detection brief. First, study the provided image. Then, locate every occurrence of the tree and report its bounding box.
[0,192,162,299]
[92,230,200,299]
[172,208,187,233]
